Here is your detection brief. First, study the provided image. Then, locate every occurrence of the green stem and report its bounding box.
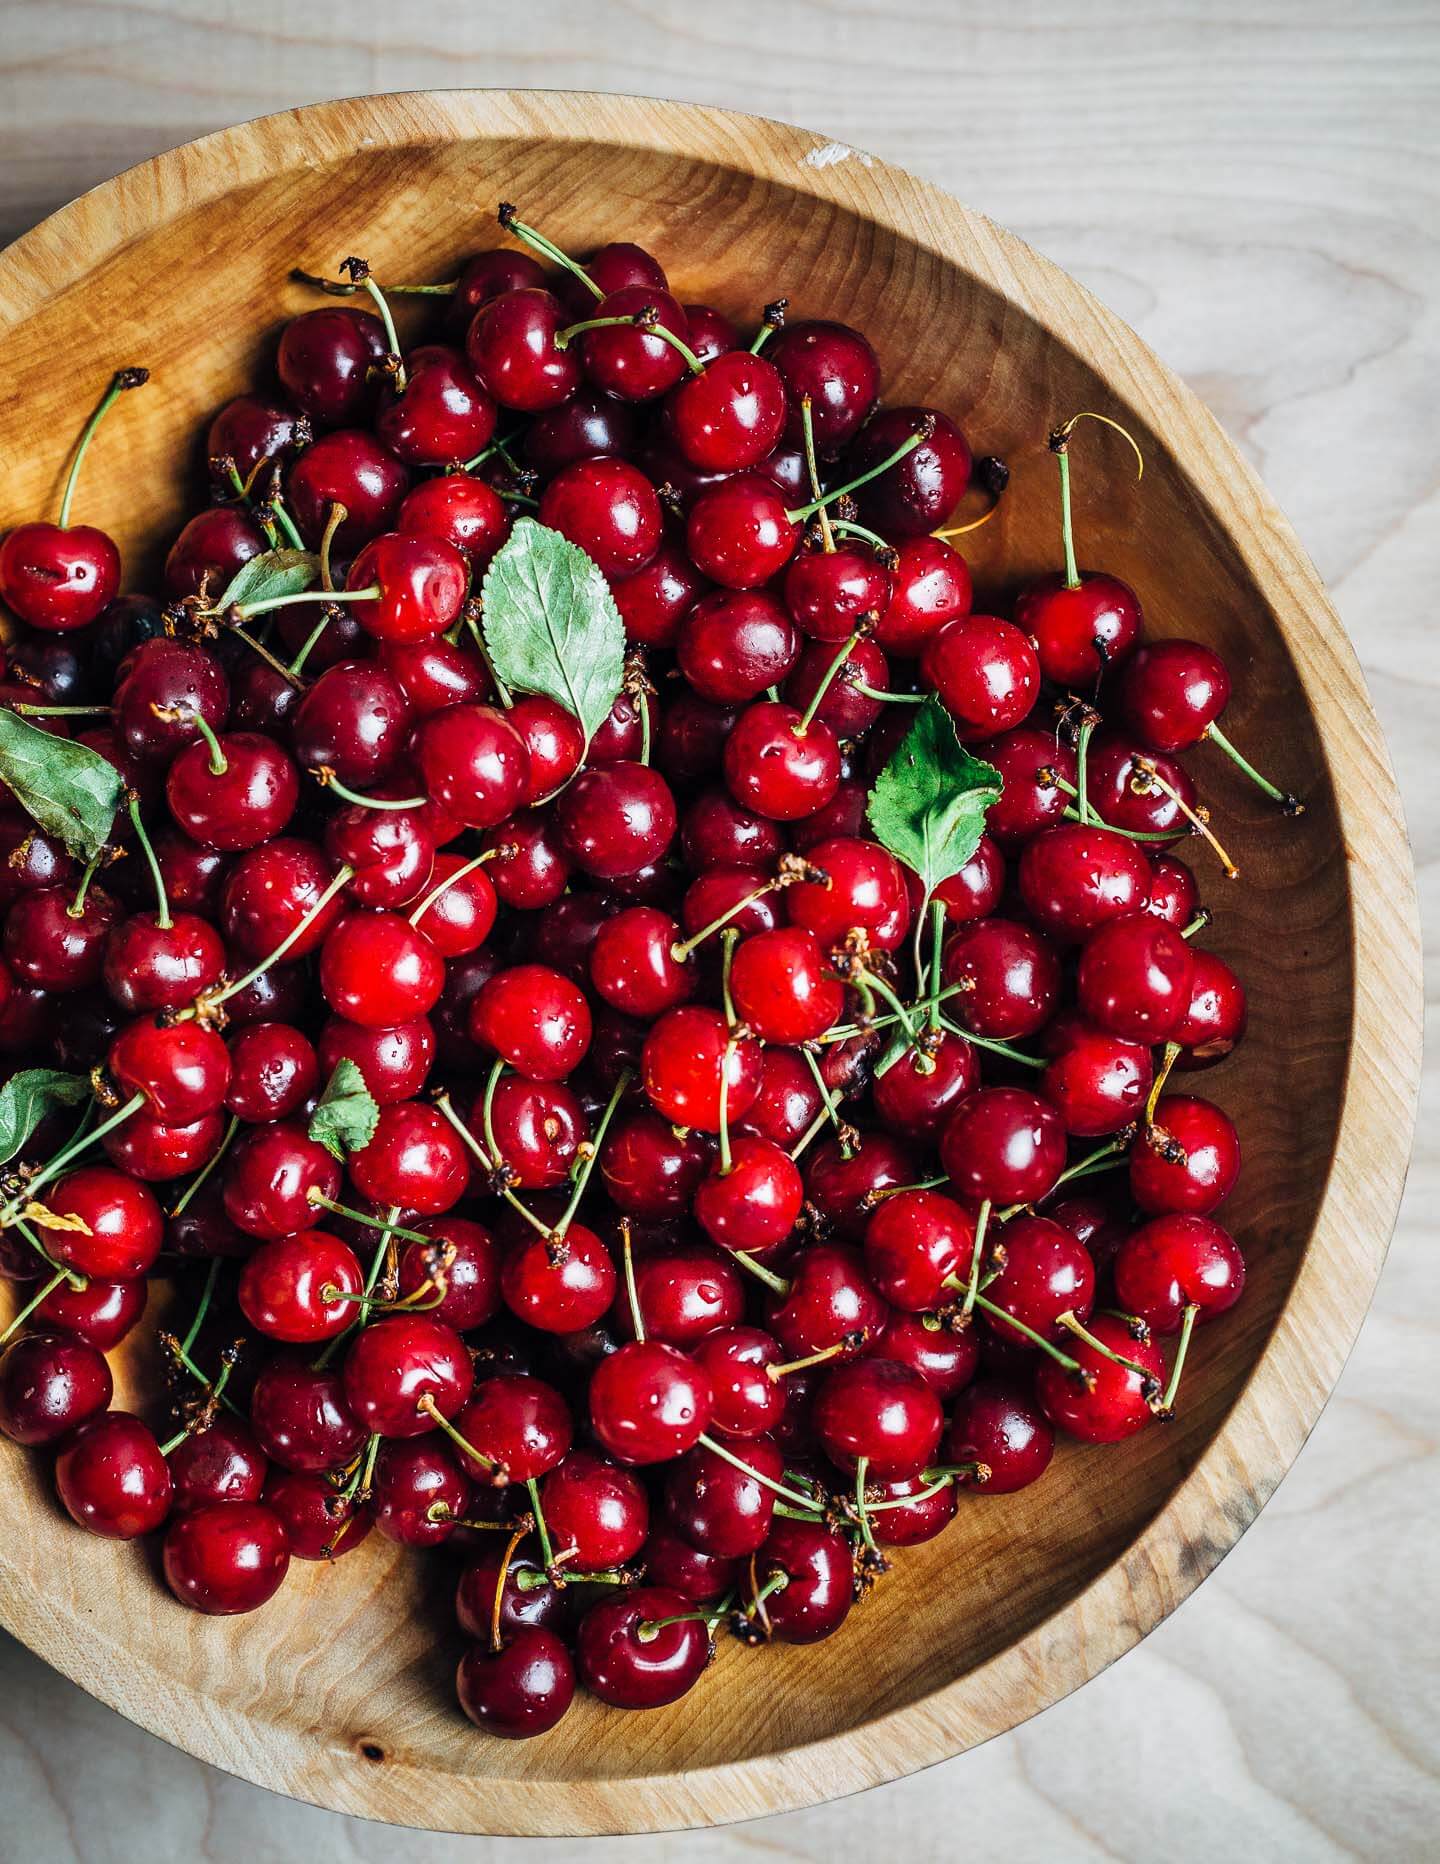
[408,849,498,929]
[1157,1303,1200,1415]
[927,900,947,1033]
[59,369,146,528]
[972,1291,1084,1370]
[786,429,925,524]
[829,516,892,553]
[285,608,334,680]
[318,772,425,811]
[204,864,353,1008]
[307,1193,432,1250]
[526,1476,556,1567]
[169,1115,240,1219]
[1058,1310,1157,1380]
[66,851,103,920]
[697,1433,823,1512]
[620,1219,645,1342]
[793,630,863,737]
[1075,714,1096,824]
[481,1057,506,1174]
[12,704,110,718]
[1,1092,146,1220]
[179,1258,220,1361]
[959,1199,991,1320]
[730,1249,791,1296]
[550,1071,630,1242]
[1205,722,1300,810]
[854,1455,881,1557]
[1060,803,1176,841]
[127,797,171,928]
[498,206,603,297]
[800,1047,847,1150]
[231,586,379,622]
[798,396,835,552]
[356,276,405,389]
[429,1093,551,1238]
[1056,445,1080,589]
[0,1266,71,1346]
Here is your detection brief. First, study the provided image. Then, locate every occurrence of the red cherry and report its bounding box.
[722,700,841,822]
[783,543,892,643]
[277,306,385,425]
[693,1134,803,1256]
[538,456,662,577]
[943,916,1061,1039]
[263,1468,372,1558]
[238,1229,363,1343]
[349,1101,470,1214]
[506,695,585,803]
[765,1241,886,1361]
[872,1031,979,1143]
[1119,638,1230,751]
[221,839,346,962]
[45,1166,163,1280]
[853,406,970,536]
[590,906,695,1020]
[31,1273,145,1352]
[664,1432,783,1556]
[222,1120,341,1240]
[456,1543,563,1641]
[691,1326,785,1436]
[641,1004,762,1131]
[450,1373,573,1483]
[678,589,799,704]
[1144,852,1200,929]
[3,883,120,992]
[940,1087,1067,1207]
[946,1380,1054,1492]
[785,836,911,951]
[601,1109,712,1219]
[642,1525,739,1603]
[1131,1095,1241,1216]
[469,963,592,1080]
[0,1331,112,1445]
[804,1130,918,1241]
[396,473,510,569]
[922,614,1040,740]
[162,1500,290,1615]
[372,1437,472,1546]
[669,350,787,472]
[873,535,972,655]
[345,533,469,644]
[613,527,713,649]
[542,1448,649,1568]
[285,429,411,553]
[556,761,677,880]
[863,1188,974,1311]
[320,910,445,1026]
[249,1356,366,1473]
[734,1047,821,1151]
[814,1358,943,1479]
[753,1519,852,1643]
[1040,1013,1153,1136]
[167,1418,268,1509]
[524,389,640,477]
[166,731,300,851]
[1016,570,1144,686]
[769,320,879,453]
[1036,1312,1163,1442]
[448,249,548,329]
[728,927,844,1044]
[686,474,797,589]
[1175,949,1248,1065]
[1077,912,1196,1042]
[981,1214,1096,1346]
[588,1340,712,1465]
[457,1626,576,1739]
[466,288,583,412]
[414,703,531,829]
[342,1312,475,1438]
[869,1471,958,1546]
[108,1015,231,1123]
[575,1584,709,1709]
[377,343,496,466]
[1017,822,1153,944]
[0,521,120,631]
[502,1220,616,1334]
[55,1410,172,1538]
[317,1016,434,1106]
[871,1310,978,1401]
[1114,1213,1245,1334]
[207,392,302,478]
[101,910,224,1014]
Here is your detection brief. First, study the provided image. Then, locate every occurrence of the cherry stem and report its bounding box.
[1133,758,1239,878]
[218,457,277,549]
[1075,715,1096,824]
[1156,1303,1199,1416]
[1,1092,146,1222]
[1205,723,1302,812]
[786,429,926,525]
[729,1248,791,1296]
[1057,800,1173,842]
[866,1175,948,1205]
[497,204,602,298]
[307,1192,431,1249]
[315,769,425,811]
[0,1265,72,1346]
[169,1114,239,1219]
[1180,910,1211,940]
[409,847,505,929]
[696,1433,821,1512]
[866,1472,958,1512]
[1048,411,1144,592]
[13,704,110,717]
[294,268,456,298]
[126,797,171,928]
[187,708,229,777]
[719,927,740,1030]
[853,1456,882,1557]
[460,429,522,474]
[856,966,925,1054]
[669,883,774,964]
[549,1068,630,1244]
[58,369,147,529]
[619,1217,645,1343]
[829,516,892,553]
[420,1394,502,1475]
[313,1215,403,1367]
[314,502,346,596]
[799,397,835,553]
[491,1515,533,1653]
[927,900,947,1033]
[224,621,306,688]
[429,1093,551,1239]
[1145,1043,1183,1127]
[66,851,103,921]
[799,1048,848,1153]
[792,630,863,737]
[1058,1310,1155,1379]
[266,486,307,554]
[233,585,379,623]
[766,1340,845,1381]
[202,863,353,1009]
[159,1352,238,1455]
[478,1057,508,1175]
[717,1037,736,1177]
[526,1475,557,1567]
[286,611,333,682]
[336,1431,382,1506]
[971,1291,1083,1370]
[750,299,787,355]
[959,1199,992,1319]
[13,1218,83,1289]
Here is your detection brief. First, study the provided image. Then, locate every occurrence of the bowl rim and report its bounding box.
[0,87,1422,1837]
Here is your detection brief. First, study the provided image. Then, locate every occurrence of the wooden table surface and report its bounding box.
[1,4,1436,1858]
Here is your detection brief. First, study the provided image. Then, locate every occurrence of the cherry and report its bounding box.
[286,430,411,553]
[456,1625,575,1739]
[872,1032,979,1143]
[108,1014,231,1123]
[940,1087,1067,1207]
[852,406,970,535]
[868,1471,958,1546]
[1118,638,1231,753]
[1077,911,1195,1042]
[1040,1015,1152,1136]
[556,761,677,880]
[317,910,444,1027]
[501,1220,616,1334]
[466,288,583,411]
[680,865,782,948]
[942,916,1060,1039]
[44,1166,163,1280]
[804,1131,918,1242]
[694,1134,804,1256]
[221,839,346,962]
[167,1418,268,1509]
[643,1525,738,1603]
[922,614,1040,741]
[780,545,887,648]
[783,634,891,738]
[30,1273,145,1351]
[371,1437,472,1546]
[872,535,972,656]
[0,814,74,901]
[467,962,591,1081]
[981,1214,1096,1346]
[101,910,224,1013]
[588,1340,712,1465]
[1016,571,1143,687]
[500,698,583,807]
[668,350,788,473]
[676,590,798,706]
[766,1242,886,1361]
[664,1432,783,1556]
[1131,1095,1240,1216]
[686,473,796,588]
[222,1120,341,1240]
[576,1584,710,1709]
[0,1331,112,1445]
[873,1310,978,1400]
[606,1245,737,1349]
[863,1189,974,1311]
[376,342,496,466]
[1144,852,1200,929]
[815,1358,942,1479]
[481,1074,586,1191]
[450,1373,573,1483]
[323,806,432,913]
[589,906,694,1020]
[162,505,267,600]
[350,1101,470,1214]
[543,1448,650,1568]
[537,456,662,577]
[3,883,120,992]
[524,389,640,478]
[162,1500,289,1615]
[318,1016,422,1110]
[722,700,841,821]
[601,1110,712,1220]
[681,789,787,872]
[1036,1312,1164,1443]
[732,1048,820,1151]
[207,392,303,479]
[397,473,510,571]
[480,814,569,913]
[166,730,299,851]
[983,728,1076,845]
[413,703,531,830]
[238,1230,363,1343]
[250,1359,366,1478]
[449,248,548,329]
[55,1410,172,1538]
[277,307,386,425]
[561,285,692,400]
[613,527,713,650]
[769,320,879,453]
[641,1004,761,1131]
[1114,1214,1245,1334]
[945,1380,1054,1493]
[341,1312,475,1440]
[1018,822,1152,944]
[728,928,843,1045]
[343,533,469,644]
[456,1543,563,1641]
[556,238,667,314]
[1175,949,1248,1065]
[785,836,911,952]
[113,640,229,767]
[259,1466,369,1558]
[753,1519,852,1643]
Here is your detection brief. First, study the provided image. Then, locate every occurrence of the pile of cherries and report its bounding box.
[0,205,1293,1740]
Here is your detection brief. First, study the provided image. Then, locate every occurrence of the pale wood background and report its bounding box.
[0,3,1437,1859]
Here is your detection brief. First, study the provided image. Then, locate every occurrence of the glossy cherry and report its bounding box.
[55,1410,172,1539]
[0,1331,113,1445]
[945,1380,1055,1493]
[162,1500,290,1614]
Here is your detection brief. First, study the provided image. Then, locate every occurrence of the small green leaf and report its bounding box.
[480,518,625,748]
[865,694,1003,901]
[307,1058,381,1160]
[0,1069,90,1166]
[218,547,321,611]
[0,708,123,863]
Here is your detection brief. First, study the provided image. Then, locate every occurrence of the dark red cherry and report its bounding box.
[1084,735,1196,844]
[537,455,662,578]
[984,728,1077,846]
[868,1471,958,1545]
[559,239,667,314]
[681,788,787,871]
[318,1015,434,1106]
[1077,911,1195,1042]
[804,1131,918,1242]
[686,473,796,588]
[872,1311,978,1401]
[372,1437,472,1546]
[114,640,229,766]
[167,1417,268,1509]
[1018,822,1152,943]
[612,527,713,650]
[466,288,583,412]
[940,1087,1067,1208]
[0,520,120,631]
[1036,1312,1164,1443]
[450,1373,573,1483]
[3,883,120,992]
[482,1073,587,1191]
[55,1410,172,1539]
[853,406,970,536]
[1119,638,1230,751]
[766,1242,886,1362]
[872,534,972,655]
[286,429,411,553]
[263,1468,372,1559]
[238,1229,362,1344]
[732,1047,820,1152]
[683,303,739,364]
[1131,1095,1241,1216]
[162,505,267,600]
[249,1356,366,1473]
[922,614,1040,740]
[770,320,880,454]
[782,634,891,738]
[413,702,531,830]
[981,1214,1096,1346]
[1015,570,1144,686]
[523,389,640,478]
[814,1357,943,1479]
[108,1014,231,1123]
[448,248,547,329]
[457,1626,576,1739]
[677,589,799,705]
[722,700,840,821]
[0,1331,112,1445]
[863,1188,973,1311]
[456,1542,563,1641]
[396,472,510,569]
[588,1340,712,1465]
[610,1245,741,1350]
[342,1312,474,1439]
[669,350,787,473]
[324,803,433,912]
[690,1326,785,1437]
[566,285,693,400]
[277,307,386,426]
[207,392,303,479]
[601,1110,712,1220]
[377,343,496,466]
[946,1380,1054,1492]
[221,838,346,962]
[1040,1015,1152,1136]
[100,1105,222,1182]
[1144,852,1200,929]
[31,1274,145,1351]
[102,910,224,1013]
[162,1500,289,1615]
[664,1432,783,1556]
[589,906,693,1021]
[753,1519,852,1643]
[556,761,677,880]
[642,1525,739,1603]
[506,695,585,804]
[575,1584,709,1709]
[349,1101,469,1214]
[785,835,911,952]
[222,1119,342,1240]
[872,1032,980,1143]
[943,916,1061,1039]
[542,1448,650,1568]
[783,542,892,643]
[166,731,300,851]
[1175,949,1248,1065]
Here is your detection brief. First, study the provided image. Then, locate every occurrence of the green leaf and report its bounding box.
[480,518,626,748]
[217,546,321,611]
[0,707,123,863]
[0,1069,90,1166]
[865,694,1003,901]
[307,1058,381,1161]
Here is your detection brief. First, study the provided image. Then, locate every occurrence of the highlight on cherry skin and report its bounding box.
[0,200,1303,1743]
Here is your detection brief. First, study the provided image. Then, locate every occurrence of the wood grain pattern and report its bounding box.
[0,81,1423,1841]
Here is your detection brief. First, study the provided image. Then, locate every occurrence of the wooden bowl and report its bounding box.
[0,92,1421,1837]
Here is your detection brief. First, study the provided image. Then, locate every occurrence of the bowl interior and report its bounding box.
[0,97,1364,1831]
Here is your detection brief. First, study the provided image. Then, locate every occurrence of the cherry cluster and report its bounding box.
[0,207,1294,1741]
